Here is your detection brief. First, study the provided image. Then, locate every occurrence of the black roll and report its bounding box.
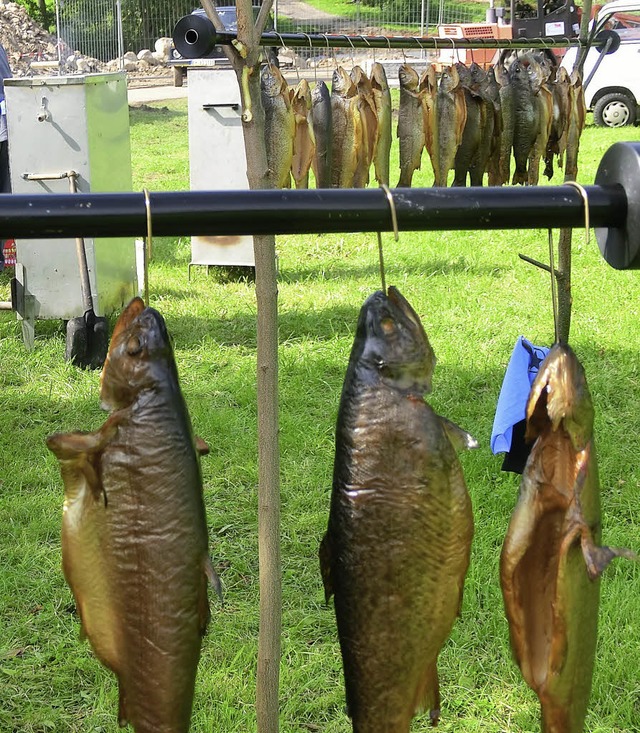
[172,13,218,59]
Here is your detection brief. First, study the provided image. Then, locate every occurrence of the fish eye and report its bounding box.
[126,335,143,355]
[380,317,395,335]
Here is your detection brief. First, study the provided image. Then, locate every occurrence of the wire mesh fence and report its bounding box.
[55,0,487,61]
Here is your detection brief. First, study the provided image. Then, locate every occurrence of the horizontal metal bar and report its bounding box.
[256,30,590,51]
[0,185,626,240]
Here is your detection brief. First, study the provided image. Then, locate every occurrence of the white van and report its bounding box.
[562,0,640,126]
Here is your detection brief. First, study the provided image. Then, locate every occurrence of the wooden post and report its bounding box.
[200,1,281,731]
[555,0,593,344]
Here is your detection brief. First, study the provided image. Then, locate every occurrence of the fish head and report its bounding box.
[398,64,419,93]
[439,65,460,93]
[418,64,437,95]
[370,62,389,93]
[509,55,543,92]
[525,343,594,451]
[292,78,312,110]
[261,63,286,98]
[353,286,436,393]
[100,297,178,411]
[332,66,356,98]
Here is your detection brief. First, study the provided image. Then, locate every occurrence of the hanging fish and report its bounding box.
[480,66,503,186]
[508,54,545,185]
[311,80,333,188]
[500,343,635,733]
[370,62,392,186]
[419,64,438,186]
[527,59,554,186]
[291,79,316,189]
[261,62,294,188]
[397,64,425,187]
[564,70,586,182]
[452,62,494,187]
[320,286,477,732]
[351,65,378,188]
[432,65,467,187]
[496,62,515,186]
[543,66,571,180]
[331,66,363,188]
[47,298,220,733]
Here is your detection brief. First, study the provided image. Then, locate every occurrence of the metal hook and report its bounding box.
[565,180,591,249]
[342,34,356,68]
[303,32,316,84]
[380,184,399,242]
[548,229,559,343]
[142,188,152,305]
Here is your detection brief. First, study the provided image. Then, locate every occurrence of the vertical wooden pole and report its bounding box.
[200,2,281,731]
[555,0,593,344]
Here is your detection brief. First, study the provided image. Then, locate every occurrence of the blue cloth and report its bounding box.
[0,43,12,100]
[491,337,550,455]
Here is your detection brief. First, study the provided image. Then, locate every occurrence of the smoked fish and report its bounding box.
[331,66,362,188]
[320,286,477,732]
[397,64,425,187]
[351,66,378,188]
[47,298,219,733]
[262,63,294,188]
[370,62,392,186]
[432,65,467,187]
[500,343,635,733]
[311,80,333,188]
[291,78,316,189]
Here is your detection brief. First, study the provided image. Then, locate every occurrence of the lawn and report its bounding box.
[0,92,639,733]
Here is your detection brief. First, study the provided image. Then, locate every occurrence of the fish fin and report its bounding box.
[580,535,637,580]
[440,416,478,451]
[413,660,440,726]
[319,533,334,603]
[195,435,210,456]
[569,453,638,579]
[205,555,223,603]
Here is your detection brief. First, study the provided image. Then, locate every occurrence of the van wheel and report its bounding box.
[594,93,636,127]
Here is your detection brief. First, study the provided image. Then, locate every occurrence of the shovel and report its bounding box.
[64,171,109,369]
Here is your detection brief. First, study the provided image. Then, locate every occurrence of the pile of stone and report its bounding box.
[0,0,62,75]
[0,0,174,78]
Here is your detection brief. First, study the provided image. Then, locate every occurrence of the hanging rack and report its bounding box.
[0,143,637,269]
[173,25,615,57]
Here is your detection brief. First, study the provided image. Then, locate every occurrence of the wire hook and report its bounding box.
[142,188,152,305]
[565,180,591,249]
[303,32,317,84]
[548,229,559,343]
[380,184,399,241]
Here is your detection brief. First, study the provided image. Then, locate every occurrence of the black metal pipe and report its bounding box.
[0,185,627,240]
[174,26,597,58]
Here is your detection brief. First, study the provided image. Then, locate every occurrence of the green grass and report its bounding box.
[1,96,640,732]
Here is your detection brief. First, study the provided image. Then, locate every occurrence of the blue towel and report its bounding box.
[491,337,549,455]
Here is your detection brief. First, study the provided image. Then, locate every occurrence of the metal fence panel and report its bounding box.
[57,0,487,62]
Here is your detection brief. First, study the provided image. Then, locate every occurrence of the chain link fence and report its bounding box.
[56,0,487,61]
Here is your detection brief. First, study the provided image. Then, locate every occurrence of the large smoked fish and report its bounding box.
[320,287,476,732]
[47,298,219,733]
[500,343,635,733]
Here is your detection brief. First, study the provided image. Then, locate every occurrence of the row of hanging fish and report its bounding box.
[261,61,392,189]
[320,286,635,733]
[261,56,585,190]
[400,54,586,188]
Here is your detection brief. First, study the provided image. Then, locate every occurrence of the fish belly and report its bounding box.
[329,389,473,732]
[99,409,209,733]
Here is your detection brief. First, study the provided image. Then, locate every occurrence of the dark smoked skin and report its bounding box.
[47,298,219,733]
[500,343,635,733]
[320,287,476,733]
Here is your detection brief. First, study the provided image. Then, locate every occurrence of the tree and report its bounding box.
[199,2,282,732]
